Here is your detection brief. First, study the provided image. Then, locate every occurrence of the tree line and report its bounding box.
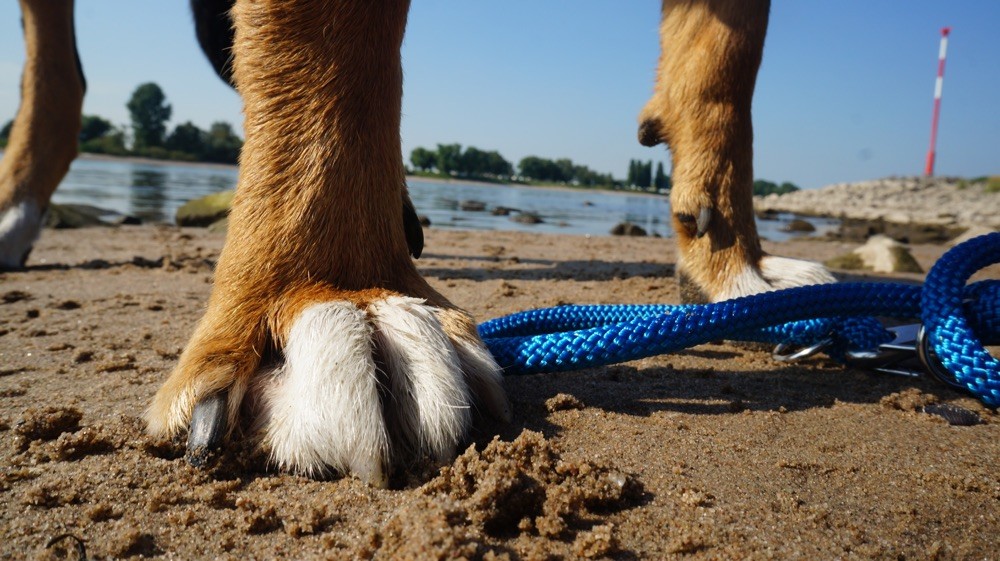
[0,82,242,164]
[1,92,805,195]
[752,179,800,196]
[411,144,513,179]
[626,159,670,191]
[410,144,619,188]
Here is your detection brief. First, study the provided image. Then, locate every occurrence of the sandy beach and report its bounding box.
[1,225,998,560]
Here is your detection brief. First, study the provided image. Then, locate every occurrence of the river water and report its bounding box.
[50,155,835,241]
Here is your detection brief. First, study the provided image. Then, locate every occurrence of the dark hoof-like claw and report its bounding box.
[637,119,663,147]
[675,207,712,238]
[695,207,711,237]
[402,191,424,259]
[186,391,228,467]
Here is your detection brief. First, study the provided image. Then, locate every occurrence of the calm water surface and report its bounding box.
[52,156,835,241]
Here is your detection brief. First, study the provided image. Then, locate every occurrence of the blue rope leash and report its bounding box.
[479,233,1000,406]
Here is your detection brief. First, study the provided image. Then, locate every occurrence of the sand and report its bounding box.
[1,226,998,560]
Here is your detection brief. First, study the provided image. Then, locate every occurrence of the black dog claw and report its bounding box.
[403,192,425,259]
[186,391,228,467]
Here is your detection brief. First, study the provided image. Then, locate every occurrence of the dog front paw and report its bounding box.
[147,288,508,487]
[0,200,44,270]
[679,252,836,304]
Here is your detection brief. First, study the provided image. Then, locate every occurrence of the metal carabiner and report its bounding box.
[843,324,924,377]
[916,325,966,389]
[772,338,834,363]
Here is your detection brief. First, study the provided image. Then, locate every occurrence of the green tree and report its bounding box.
[482,150,513,177]
[127,82,172,150]
[81,125,127,156]
[166,121,208,158]
[654,161,670,191]
[459,146,490,176]
[79,115,113,143]
[203,121,242,163]
[1,119,13,147]
[778,181,800,194]
[410,147,436,171]
[435,143,462,175]
[554,159,574,182]
[518,156,559,181]
[636,160,652,189]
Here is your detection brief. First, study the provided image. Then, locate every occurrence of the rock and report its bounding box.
[610,222,647,237]
[175,190,235,227]
[823,252,865,270]
[754,176,1000,232]
[418,215,431,227]
[755,208,780,221]
[459,200,486,212]
[492,206,517,216]
[780,218,815,233]
[829,217,963,244]
[825,235,923,273]
[45,204,141,229]
[511,212,543,225]
[947,225,997,246]
[207,217,228,234]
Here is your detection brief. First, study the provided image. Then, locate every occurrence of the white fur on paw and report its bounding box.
[0,200,43,269]
[259,302,389,486]
[369,296,472,462]
[440,314,510,422]
[715,255,836,301]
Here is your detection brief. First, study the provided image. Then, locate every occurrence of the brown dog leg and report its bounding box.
[639,0,833,302]
[146,0,508,486]
[0,0,84,269]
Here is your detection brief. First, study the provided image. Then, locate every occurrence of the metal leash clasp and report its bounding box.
[842,323,963,387]
[915,325,966,389]
[773,323,966,387]
[843,324,925,377]
[772,338,834,363]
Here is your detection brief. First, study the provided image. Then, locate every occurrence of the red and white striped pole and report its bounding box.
[924,27,951,176]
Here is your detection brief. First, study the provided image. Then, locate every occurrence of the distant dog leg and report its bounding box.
[0,0,84,269]
[639,0,833,302]
[146,0,507,486]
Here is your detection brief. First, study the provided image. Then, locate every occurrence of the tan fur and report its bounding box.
[146,0,489,437]
[8,0,830,477]
[639,0,770,299]
[0,0,83,213]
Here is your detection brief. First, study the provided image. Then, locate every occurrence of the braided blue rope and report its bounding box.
[479,233,1000,406]
[921,234,1000,404]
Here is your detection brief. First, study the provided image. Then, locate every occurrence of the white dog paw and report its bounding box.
[714,254,836,301]
[254,297,505,486]
[0,200,43,269]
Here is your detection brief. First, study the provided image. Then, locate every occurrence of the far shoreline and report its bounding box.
[77,152,239,172]
[74,151,668,200]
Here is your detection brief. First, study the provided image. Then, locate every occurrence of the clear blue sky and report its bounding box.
[1,1,996,189]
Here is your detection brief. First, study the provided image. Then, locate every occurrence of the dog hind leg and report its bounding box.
[639,0,834,302]
[146,0,507,486]
[0,0,85,269]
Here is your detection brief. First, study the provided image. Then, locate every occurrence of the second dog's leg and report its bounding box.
[146,0,508,486]
[639,0,833,302]
[0,0,84,269]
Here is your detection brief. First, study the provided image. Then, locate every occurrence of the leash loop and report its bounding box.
[919,233,1000,404]
[479,233,1000,406]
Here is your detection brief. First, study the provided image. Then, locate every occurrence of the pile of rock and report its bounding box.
[754,176,999,231]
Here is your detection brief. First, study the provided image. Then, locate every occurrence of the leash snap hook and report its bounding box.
[843,324,924,377]
[915,325,966,389]
[772,338,834,363]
